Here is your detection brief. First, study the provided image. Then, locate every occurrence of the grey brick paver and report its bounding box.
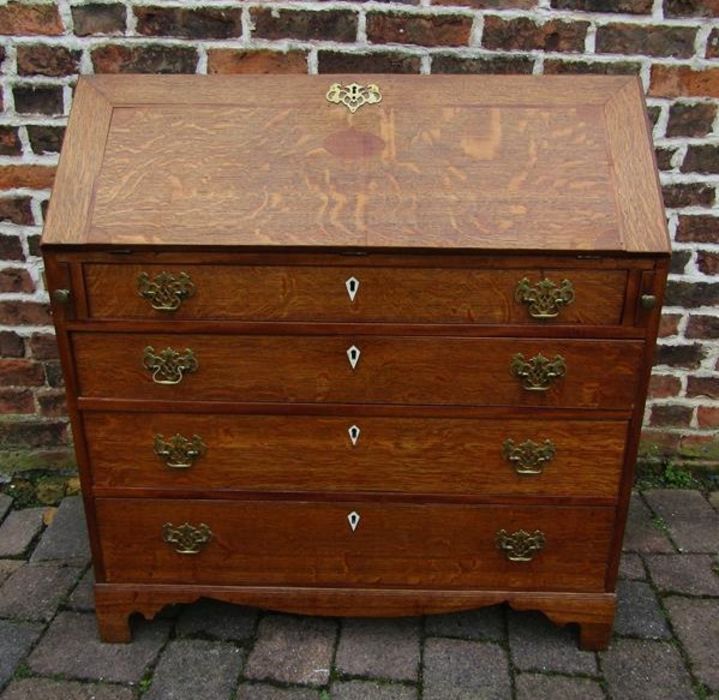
[423,638,510,700]
[0,619,43,687]
[235,687,321,700]
[613,580,671,639]
[144,639,243,700]
[0,563,82,621]
[0,678,135,700]
[66,568,94,611]
[28,611,170,683]
[177,599,257,641]
[602,638,695,700]
[0,508,44,558]
[244,615,336,687]
[0,561,21,587]
[622,493,674,553]
[665,596,719,692]
[335,618,420,682]
[618,553,646,580]
[507,610,597,674]
[0,495,12,523]
[515,673,605,700]
[30,496,90,565]
[644,489,719,553]
[331,680,417,699]
[424,606,505,641]
[646,554,719,595]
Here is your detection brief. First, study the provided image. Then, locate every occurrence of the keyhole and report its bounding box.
[345,276,360,302]
[347,345,361,370]
[348,425,360,446]
[347,511,360,532]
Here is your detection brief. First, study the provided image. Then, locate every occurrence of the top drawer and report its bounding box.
[83,264,628,326]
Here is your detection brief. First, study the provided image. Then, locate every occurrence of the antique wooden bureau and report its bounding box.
[42,75,669,650]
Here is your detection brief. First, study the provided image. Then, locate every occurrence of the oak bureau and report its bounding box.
[42,75,670,650]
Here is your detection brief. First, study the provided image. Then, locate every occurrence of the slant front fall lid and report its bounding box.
[42,75,670,253]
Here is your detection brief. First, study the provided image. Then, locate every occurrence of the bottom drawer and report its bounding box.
[96,499,614,592]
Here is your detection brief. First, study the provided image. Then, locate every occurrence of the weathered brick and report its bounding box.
[697,250,719,275]
[31,496,90,564]
[687,375,719,398]
[17,44,81,77]
[136,6,243,39]
[0,563,82,621]
[27,233,41,256]
[0,301,52,326]
[650,65,719,98]
[682,144,719,174]
[655,342,705,368]
[37,389,67,417]
[483,16,588,53]
[646,105,662,126]
[0,508,45,557]
[667,102,716,137]
[659,311,682,337]
[708,27,719,58]
[655,147,676,170]
[676,215,718,243]
[367,12,471,47]
[0,331,25,357]
[0,197,33,225]
[72,3,126,36]
[698,405,719,427]
[432,54,533,74]
[44,360,65,388]
[27,125,65,155]
[664,0,719,17]
[318,50,420,73]
[0,2,63,35]
[596,24,696,58]
[0,359,45,387]
[252,8,357,42]
[516,674,604,700]
[0,420,67,449]
[614,580,671,638]
[0,268,34,294]
[662,183,714,208]
[28,333,58,360]
[669,250,690,275]
[622,493,674,553]
[544,58,640,74]
[208,49,308,75]
[0,126,21,156]
[0,620,44,688]
[648,374,681,399]
[647,554,719,595]
[551,0,652,11]
[0,388,34,414]
[91,44,198,74]
[13,85,64,115]
[1,678,134,700]
[0,165,56,190]
[664,281,719,308]
[645,489,719,553]
[686,314,719,339]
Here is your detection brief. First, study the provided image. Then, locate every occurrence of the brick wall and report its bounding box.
[0,0,718,478]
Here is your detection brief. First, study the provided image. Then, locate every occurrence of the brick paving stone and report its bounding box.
[0,495,11,522]
[507,610,597,674]
[176,598,257,640]
[245,615,336,687]
[334,618,420,682]
[424,605,505,641]
[0,678,135,700]
[144,639,243,700]
[28,611,170,683]
[619,553,646,580]
[644,489,719,553]
[235,686,321,700]
[0,561,21,587]
[423,638,510,700]
[0,619,43,686]
[0,562,82,621]
[515,673,605,700]
[31,496,90,565]
[331,680,417,700]
[602,638,694,700]
[665,597,719,692]
[67,568,95,611]
[709,491,719,511]
[646,553,719,595]
[614,580,671,639]
[622,493,674,553]
[0,508,44,557]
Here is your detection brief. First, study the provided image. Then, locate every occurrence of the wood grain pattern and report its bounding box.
[95,498,614,591]
[84,412,627,499]
[84,263,627,325]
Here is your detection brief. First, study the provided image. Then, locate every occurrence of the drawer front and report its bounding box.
[96,498,614,591]
[86,412,627,500]
[84,263,627,325]
[73,333,644,409]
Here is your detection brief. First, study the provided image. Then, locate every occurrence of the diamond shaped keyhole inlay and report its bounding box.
[347,511,361,532]
[345,276,360,302]
[348,425,361,446]
[347,345,361,370]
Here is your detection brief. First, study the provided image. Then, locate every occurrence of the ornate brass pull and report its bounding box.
[511,353,566,391]
[137,271,195,311]
[326,82,382,113]
[496,529,546,562]
[162,522,212,554]
[143,346,198,385]
[154,433,206,469]
[502,438,555,476]
[515,277,574,319]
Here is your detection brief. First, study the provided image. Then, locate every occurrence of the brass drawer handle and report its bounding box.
[511,353,566,391]
[496,529,545,562]
[515,277,574,319]
[143,346,198,385]
[162,522,212,554]
[326,82,382,113]
[154,433,206,469]
[137,271,195,311]
[502,438,555,476]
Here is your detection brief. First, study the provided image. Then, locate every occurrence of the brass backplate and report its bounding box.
[496,529,546,562]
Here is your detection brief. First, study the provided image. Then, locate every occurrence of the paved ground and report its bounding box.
[0,490,717,700]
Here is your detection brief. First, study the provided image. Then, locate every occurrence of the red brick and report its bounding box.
[43,361,64,388]
[433,0,535,6]
[686,315,719,339]
[708,28,719,58]
[655,147,676,171]
[0,165,55,191]
[662,183,714,208]
[27,126,65,155]
[0,234,24,260]
[0,2,63,35]
[0,301,52,326]
[0,331,25,358]
[136,6,243,39]
[28,334,59,360]
[91,44,198,74]
[676,215,718,243]
[551,0,652,11]
[681,145,719,174]
[0,420,68,449]
[318,51,420,74]
[0,359,45,387]
[697,406,719,428]
[648,374,682,399]
[640,429,681,453]
[13,85,64,116]
[366,12,472,47]
[687,376,719,399]
[483,16,588,53]
[0,388,34,414]
[665,281,719,308]
[432,54,533,74]
[72,3,126,36]
[252,8,357,42]
[0,127,21,156]
[17,45,81,77]
[544,59,640,75]
[36,389,67,417]
[656,343,705,369]
[664,0,719,17]
[659,313,682,337]
[0,198,34,226]
[596,24,696,58]
[667,102,716,137]
[670,250,691,275]
[0,268,34,294]
[650,65,719,98]
[697,251,719,275]
[650,404,694,427]
[207,50,308,75]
